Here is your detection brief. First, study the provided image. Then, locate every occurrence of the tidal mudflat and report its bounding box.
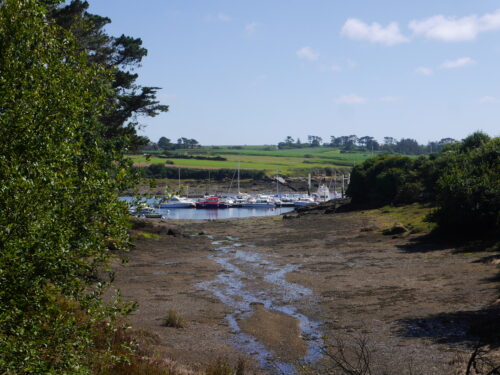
[111,211,499,374]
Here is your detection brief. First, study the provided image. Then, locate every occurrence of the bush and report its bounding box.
[346,155,416,206]
[346,132,500,237]
[430,137,500,236]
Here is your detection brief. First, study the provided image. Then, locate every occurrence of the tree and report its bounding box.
[45,0,169,151]
[383,136,396,146]
[158,136,172,150]
[460,131,490,153]
[395,138,421,154]
[0,0,132,372]
[308,135,323,147]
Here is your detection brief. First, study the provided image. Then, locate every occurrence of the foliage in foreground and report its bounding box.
[346,132,499,237]
[0,0,133,373]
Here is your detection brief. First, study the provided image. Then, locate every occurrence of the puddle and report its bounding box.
[198,238,323,374]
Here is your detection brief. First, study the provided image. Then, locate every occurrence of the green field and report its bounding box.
[130,146,379,175]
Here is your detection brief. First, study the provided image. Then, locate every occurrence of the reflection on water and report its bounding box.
[160,207,294,220]
[119,197,294,220]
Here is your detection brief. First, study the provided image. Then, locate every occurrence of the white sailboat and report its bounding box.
[159,196,196,208]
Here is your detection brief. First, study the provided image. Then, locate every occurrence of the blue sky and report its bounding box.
[89,1,500,145]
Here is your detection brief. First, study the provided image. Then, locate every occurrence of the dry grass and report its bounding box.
[133,231,162,240]
[359,203,436,234]
[163,309,185,328]
[204,357,246,375]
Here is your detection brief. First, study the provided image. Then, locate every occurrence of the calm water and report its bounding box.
[119,197,294,220]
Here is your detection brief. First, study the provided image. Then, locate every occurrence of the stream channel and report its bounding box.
[198,236,323,374]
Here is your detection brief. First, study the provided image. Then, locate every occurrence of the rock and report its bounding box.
[382,223,408,235]
[283,213,300,220]
[167,228,180,237]
[360,226,377,232]
[324,207,337,214]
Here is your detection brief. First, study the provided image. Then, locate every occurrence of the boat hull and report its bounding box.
[195,203,230,209]
[294,201,315,207]
[240,203,276,208]
[159,202,195,208]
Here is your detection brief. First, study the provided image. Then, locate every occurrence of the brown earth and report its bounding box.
[110,210,500,374]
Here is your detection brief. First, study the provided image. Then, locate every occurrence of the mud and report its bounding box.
[111,211,500,374]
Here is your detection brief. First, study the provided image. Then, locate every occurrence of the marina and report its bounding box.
[120,188,341,220]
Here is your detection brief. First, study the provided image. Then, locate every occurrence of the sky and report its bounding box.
[89,0,500,145]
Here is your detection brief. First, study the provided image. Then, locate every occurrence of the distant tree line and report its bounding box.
[277,135,457,155]
[346,131,499,237]
[143,136,201,150]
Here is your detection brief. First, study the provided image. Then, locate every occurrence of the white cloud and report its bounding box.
[320,64,342,72]
[245,22,258,35]
[379,96,401,102]
[335,94,367,104]
[296,46,319,61]
[416,66,433,76]
[440,57,476,69]
[409,9,500,42]
[206,12,232,22]
[341,18,409,46]
[479,96,500,103]
[216,12,231,22]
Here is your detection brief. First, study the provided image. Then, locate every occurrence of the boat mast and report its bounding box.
[276,169,279,195]
[237,160,240,193]
[208,170,211,195]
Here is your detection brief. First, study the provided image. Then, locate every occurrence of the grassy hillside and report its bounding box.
[130,146,379,175]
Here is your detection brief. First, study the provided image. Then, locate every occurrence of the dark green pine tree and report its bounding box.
[44,0,169,151]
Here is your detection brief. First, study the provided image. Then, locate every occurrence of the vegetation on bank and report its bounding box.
[0,0,165,373]
[347,132,499,237]
[359,203,436,234]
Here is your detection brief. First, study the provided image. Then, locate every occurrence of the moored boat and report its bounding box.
[159,196,196,208]
[241,196,276,208]
[293,195,317,207]
[196,196,230,209]
[132,205,164,218]
[312,184,331,203]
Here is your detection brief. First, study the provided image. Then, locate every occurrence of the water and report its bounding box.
[198,236,323,374]
[119,196,294,220]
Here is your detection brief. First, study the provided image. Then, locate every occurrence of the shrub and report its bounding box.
[430,137,500,236]
[346,155,415,206]
[163,310,185,328]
